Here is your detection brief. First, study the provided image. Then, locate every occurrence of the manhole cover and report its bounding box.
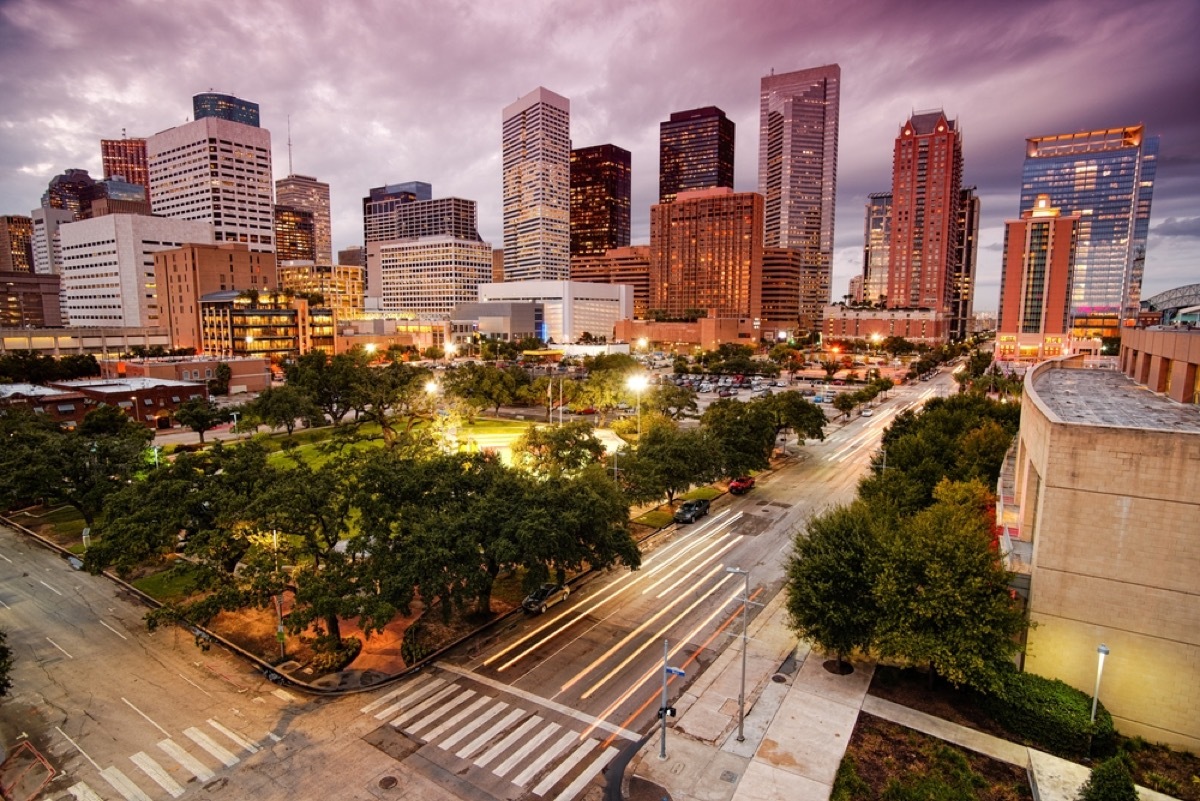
[772,673,787,683]
[720,770,739,783]
[378,776,398,789]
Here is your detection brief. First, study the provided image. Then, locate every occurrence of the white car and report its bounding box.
[862,409,874,417]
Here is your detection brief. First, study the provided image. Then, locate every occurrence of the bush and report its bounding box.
[978,667,1115,758]
[1077,757,1136,801]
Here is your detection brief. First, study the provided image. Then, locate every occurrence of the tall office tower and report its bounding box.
[1,215,35,272]
[274,205,316,261]
[571,245,651,319]
[155,243,276,352]
[338,245,366,267]
[861,192,892,306]
[276,174,332,263]
[89,177,152,218]
[950,187,981,342]
[492,248,505,282]
[101,137,150,201]
[42,169,98,220]
[1020,124,1158,337]
[193,92,260,127]
[502,87,571,282]
[148,116,274,253]
[887,110,963,316]
[659,106,735,205]
[648,188,763,320]
[0,271,61,327]
[364,194,482,244]
[59,215,213,327]
[760,248,802,339]
[758,64,840,315]
[996,195,1080,362]
[30,207,75,276]
[570,144,631,257]
[371,237,493,318]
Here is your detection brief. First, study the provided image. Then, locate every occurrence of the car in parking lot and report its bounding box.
[728,476,755,495]
[522,583,570,614]
[673,498,711,523]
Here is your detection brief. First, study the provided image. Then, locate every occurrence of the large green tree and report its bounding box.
[285,349,368,425]
[174,397,227,443]
[620,425,716,506]
[761,391,827,441]
[244,384,322,436]
[446,362,521,416]
[701,398,776,478]
[511,420,605,478]
[643,382,698,420]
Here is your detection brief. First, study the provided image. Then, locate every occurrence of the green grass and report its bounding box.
[133,563,202,602]
[634,510,675,528]
[680,486,721,501]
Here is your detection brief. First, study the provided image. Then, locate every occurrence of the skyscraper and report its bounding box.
[758,64,840,301]
[148,116,274,253]
[502,87,571,282]
[570,144,631,258]
[1020,124,1158,337]
[274,205,316,262]
[659,107,735,204]
[193,92,260,127]
[101,137,150,201]
[1,215,34,273]
[42,169,98,220]
[276,174,332,263]
[887,110,963,315]
[951,187,980,342]
[861,192,892,306]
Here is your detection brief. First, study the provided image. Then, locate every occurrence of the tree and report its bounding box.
[820,360,841,380]
[175,397,227,443]
[245,384,321,436]
[760,391,826,441]
[511,420,604,478]
[643,382,698,420]
[1077,757,1137,801]
[0,628,12,697]
[446,362,521,416]
[832,392,857,419]
[347,360,437,448]
[521,374,582,422]
[701,398,776,478]
[207,362,232,395]
[285,350,367,425]
[786,501,889,670]
[620,425,716,505]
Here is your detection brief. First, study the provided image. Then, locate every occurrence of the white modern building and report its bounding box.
[367,236,493,319]
[147,116,274,253]
[59,215,213,327]
[30,206,75,276]
[275,173,332,263]
[502,87,571,282]
[478,280,632,345]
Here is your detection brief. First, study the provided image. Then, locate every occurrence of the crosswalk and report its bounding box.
[360,671,622,800]
[52,716,271,801]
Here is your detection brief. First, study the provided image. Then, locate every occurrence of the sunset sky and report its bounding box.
[2,0,1197,312]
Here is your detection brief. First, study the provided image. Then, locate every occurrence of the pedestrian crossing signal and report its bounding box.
[656,707,676,719]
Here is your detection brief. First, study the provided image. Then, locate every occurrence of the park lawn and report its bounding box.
[679,486,721,501]
[9,504,88,547]
[634,510,675,528]
[133,560,202,603]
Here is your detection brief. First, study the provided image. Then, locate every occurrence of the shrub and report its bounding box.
[1141,771,1180,796]
[978,667,1115,758]
[1077,757,1136,801]
[832,756,870,801]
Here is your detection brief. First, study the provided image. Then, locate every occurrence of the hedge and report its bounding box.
[978,667,1115,758]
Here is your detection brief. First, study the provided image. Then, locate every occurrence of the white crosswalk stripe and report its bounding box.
[511,729,577,786]
[390,684,458,729]
[130,751,185,798]
[374,676,447,720]
[421,694,489,741]
[549,746,618,801]
[531,739,599,797]
[157,738,214,782]
[404,688,476,736]
[456,707,525,760]
[66,783,104,801]
[439,700,507,750]
[492,720,560,778]
[207,719,259,753]
[99,766,153,801]
[475,714,542,768]
[184,726,239,767]
[360,673,433,715]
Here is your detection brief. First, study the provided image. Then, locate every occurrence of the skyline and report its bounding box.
[2,0,1198,314]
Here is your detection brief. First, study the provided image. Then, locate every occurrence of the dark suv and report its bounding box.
[673,499,711,524]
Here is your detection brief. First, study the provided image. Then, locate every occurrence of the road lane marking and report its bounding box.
[158,738,214,781]
[419,693,486,740]
[207,719,258,753]
[39,579,62,595]
[390,684,458,729]
[562,563,728,695]
[67,782,104,801]
[130,752,185,798]
[360,678,421,714]
[0,599,8,609]
[0,551,11,563]
[549,746,618,801]
[512,729,576,786]
[55,726,101,771]
[100,765,153,801]
[638,512,738,579]
[374,676,445,720]
[455,708,524,759]
[100,620,129,640]
[474,714,542,768]
[405,687,476,735]
[530,739,598,796]
[122,697,171,738]
[652,538,739,599]
[439,700,508,750]
[183,726,238,767]
[176,672,212,697]
[45,637,73,659]
[493,720,560,778]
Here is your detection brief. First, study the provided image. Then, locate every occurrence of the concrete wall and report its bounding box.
[1120,327,1200,404]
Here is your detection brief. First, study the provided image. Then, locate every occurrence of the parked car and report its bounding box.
[861,409,874,417]
[574,407,597,415]
[522,583,570,614]
[728,476,755,495]
[673,498,711,524]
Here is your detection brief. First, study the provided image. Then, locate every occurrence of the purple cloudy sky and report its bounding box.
[2,0,1198,312]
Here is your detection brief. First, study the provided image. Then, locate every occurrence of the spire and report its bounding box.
[287,114,293,175]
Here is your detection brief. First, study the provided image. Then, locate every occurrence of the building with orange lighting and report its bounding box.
[100,137,149,201]
[570,245,650,320]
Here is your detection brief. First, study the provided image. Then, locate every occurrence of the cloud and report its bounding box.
[1152,217,1200,238]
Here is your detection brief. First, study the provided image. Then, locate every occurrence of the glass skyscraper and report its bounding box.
[570,144,631,258]
[1020,125,1158,337]
[193,92,261,127]
[659,107,734,205]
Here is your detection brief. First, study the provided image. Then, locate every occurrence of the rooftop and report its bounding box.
[0,383,79,399]
[53,377,205,392]
[1031,367,1200,433]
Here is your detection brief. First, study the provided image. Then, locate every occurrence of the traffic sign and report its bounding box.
[665,666,685,677]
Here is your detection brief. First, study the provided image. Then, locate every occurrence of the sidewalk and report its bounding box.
[628,590,1174,801]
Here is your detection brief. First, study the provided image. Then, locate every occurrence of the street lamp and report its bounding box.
[230,410,240,439]
[726,566,751,742]
[627,373,649,440]
[444,341,457,363]
[1090,643,1110,724]
[424,379,439,396]
[130,394,139,424]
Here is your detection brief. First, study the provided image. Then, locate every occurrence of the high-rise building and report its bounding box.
[275,174,332,263]
[193,92,260,127]
[502,87,571,282]
[861,192,892,306]
[758,64,840,314]
[30,207,75,276]
[155,243,276,352]
[0,271,61,327]
[338,246,366,268]
[59,215,213,328]
[887,110,963,317]
[648,187,763,321]
[951,187,981,342]
[1020,124,1158,337]
[571,245,650,319]
[369,236,492,318]
[42,169,98,220]
[274,205,316,262]
[570,144,631,258]
[278,262,364,319]
[996,195,1079,362]
[1,215,34,273]
[101,137,150,201]
[148,116,274,253]
[363,193,481,244]
[659,106,735,205]
[89,177,152,218]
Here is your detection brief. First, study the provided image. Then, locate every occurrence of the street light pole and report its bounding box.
[659,638,669,760]
[1091,643,1110,724]
[726,566,750,742]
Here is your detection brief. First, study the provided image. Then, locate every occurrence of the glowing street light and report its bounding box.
[424,379,439,395]
[627,373,649,439]
[445,341,457,362]
[1091,643,1110,724]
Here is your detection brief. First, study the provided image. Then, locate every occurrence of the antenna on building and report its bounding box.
[770,68,775,76]
[121,127,127,139]
[287,114,293,175]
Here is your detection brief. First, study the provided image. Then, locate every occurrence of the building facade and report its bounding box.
[502,87,571,282]
[200,291,333,361]
[277,262,364,320]
[148,116,274,253]
[338,245,366,267]
[996,195,1079,363]
[569,144,631,258]
[0,325,171,356]
[951,186,980,342]
[861,192,892,306]
[275,174,332,263]
[570,245,650,320]
[1120,325,1200,405]
[31,207,75,277]
[1020,125,1157,337]
[100,137,150,201]
[274,205,316,262]
[59,214,213,328]
[648,188,763,322]
[1,271,61,327]
[822,305,948,346]
[192,92,260,127]
[1,215,34,273]
[758,64,840,319]
[659,107,735,205]
[368,236,492,318]
[478,280,632,345]
[42,169,98,220]
[89,177,152,218]
[363,194,481,245]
